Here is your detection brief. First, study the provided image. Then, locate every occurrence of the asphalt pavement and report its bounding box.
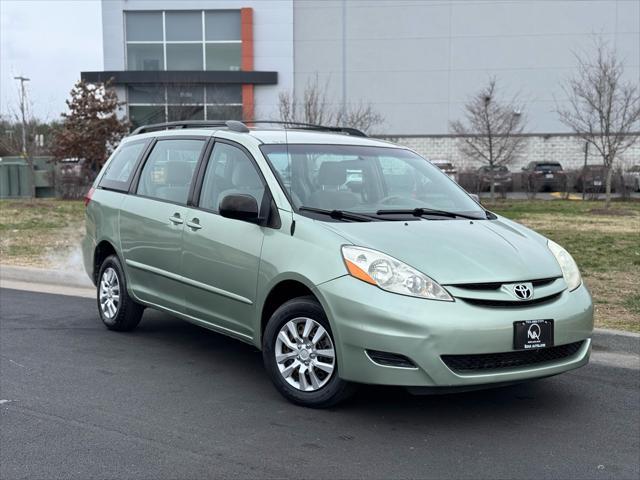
[1,288,638,480]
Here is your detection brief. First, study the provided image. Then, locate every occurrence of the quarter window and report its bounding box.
[99,141,148,190]
[137,139,205,204]
[199,143,264,212]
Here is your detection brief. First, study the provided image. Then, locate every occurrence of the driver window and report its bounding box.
[199,142,265,212]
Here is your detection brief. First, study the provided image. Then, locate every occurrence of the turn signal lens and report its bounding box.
[341,246,453,301]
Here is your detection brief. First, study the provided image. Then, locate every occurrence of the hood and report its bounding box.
[321,217,562,285]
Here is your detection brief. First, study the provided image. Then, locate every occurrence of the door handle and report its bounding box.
[186,218,202,230]
[169,213,184,225]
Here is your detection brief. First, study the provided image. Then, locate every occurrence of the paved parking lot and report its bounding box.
[1,288,638,479]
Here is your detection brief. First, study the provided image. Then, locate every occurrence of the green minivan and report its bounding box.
[82,121,593,407]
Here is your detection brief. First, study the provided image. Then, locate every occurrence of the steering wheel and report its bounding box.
[378,195,412,206]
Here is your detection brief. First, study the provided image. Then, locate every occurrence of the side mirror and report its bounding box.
[469,193,480,203]
[219,194,260,223]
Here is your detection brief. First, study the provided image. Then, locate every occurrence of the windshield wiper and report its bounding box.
[376,207,483,220]
[298,206,376,222]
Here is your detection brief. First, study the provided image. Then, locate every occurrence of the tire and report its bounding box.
[97,254,144,331]
[262,296,356,408]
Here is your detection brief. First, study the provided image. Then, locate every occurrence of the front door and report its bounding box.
[181,141,267,339]
[120,137,206,313]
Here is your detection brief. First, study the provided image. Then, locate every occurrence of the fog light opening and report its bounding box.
[366,350,418,369]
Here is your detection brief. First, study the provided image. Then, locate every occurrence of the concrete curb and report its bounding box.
[1,264,638,354]
[0,265,93,289]
[592,328,639,356]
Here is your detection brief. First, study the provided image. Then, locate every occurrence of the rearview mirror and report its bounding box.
[219,194,260,223]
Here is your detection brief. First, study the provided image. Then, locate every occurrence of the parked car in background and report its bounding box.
[576,164,609,193]
[522,161,567,192]
[623,165,640,192]
[56,157,93,199]
[477,165,513,192]
[432,161,458,182]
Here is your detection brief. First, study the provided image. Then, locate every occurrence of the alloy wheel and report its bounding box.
[99,267,120,319]
[275,317,336,392]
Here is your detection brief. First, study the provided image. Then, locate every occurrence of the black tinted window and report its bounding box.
[535,163,563,171]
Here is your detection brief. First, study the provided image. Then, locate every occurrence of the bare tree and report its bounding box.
[450,78,527,201]
[557,38,640,208]
[278,76,383,134]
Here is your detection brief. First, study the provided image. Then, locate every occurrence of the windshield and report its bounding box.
[260,144,484,218]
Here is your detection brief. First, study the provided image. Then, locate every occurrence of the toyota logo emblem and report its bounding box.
[513,284,532,300]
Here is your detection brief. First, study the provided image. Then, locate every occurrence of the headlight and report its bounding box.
[547,239,581,291]
[341,246,453,301]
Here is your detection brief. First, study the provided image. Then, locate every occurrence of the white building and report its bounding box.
[83,0,640,169]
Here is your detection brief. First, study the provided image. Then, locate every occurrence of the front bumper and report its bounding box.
[318,276,593,387]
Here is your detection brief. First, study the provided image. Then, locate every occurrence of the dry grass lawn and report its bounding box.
[0,199,85,269]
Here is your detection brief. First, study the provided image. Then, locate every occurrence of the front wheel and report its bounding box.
[97,255,144,331]
[262,296,356,408]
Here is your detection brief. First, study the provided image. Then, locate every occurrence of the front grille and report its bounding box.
[452,277,558,291]
[461,292,562,308]
[441,341,584,372]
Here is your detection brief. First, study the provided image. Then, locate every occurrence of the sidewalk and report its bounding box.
[0,264,94,298]
[1,264,638,355]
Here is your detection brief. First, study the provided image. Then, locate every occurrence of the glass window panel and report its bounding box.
[125,12,163,41]
[205,43,241,71]
[167,106,205,122]
[166,11,202,41]
[137,139,204,204]
[167,85,204,104]
[206,85,242,103]
[166,43,203,70]
[127,44,164,71]
[205,11,241,41]
[199,143,264,212]
[206,105,242,121]
[128,84,165,104]
[101,142,147,184]
[129,106,166,129]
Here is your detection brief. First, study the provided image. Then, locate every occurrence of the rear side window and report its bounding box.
[136,139,205,204]
[99,141,148,191]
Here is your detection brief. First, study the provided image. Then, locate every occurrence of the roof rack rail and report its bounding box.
[248,120,367,137]
[130,120,248,135]
[130,119,367,137]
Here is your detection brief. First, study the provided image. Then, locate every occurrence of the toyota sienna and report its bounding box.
[82,120,593,407]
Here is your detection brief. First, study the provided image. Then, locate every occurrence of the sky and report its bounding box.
[1,0,103,121]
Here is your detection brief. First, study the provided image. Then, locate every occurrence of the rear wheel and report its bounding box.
[262,296,356,408]
[97,255,144,331]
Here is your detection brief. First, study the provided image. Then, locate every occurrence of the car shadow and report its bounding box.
[132,308,583,421]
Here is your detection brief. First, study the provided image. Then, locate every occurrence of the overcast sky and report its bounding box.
[1,0,102,121]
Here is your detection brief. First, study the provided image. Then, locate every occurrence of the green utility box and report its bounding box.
[0,156,55,198]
